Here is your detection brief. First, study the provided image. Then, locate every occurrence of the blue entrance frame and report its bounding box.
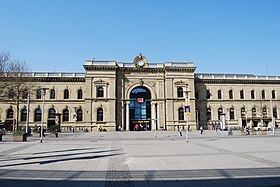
[129,86,151,131]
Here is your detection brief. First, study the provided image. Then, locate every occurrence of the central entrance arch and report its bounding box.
[129,86,151,131]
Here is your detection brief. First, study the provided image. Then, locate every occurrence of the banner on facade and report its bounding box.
[73,114,77,121]
[184,105,190,115]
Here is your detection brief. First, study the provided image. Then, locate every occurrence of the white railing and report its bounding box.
[196,73,280,80]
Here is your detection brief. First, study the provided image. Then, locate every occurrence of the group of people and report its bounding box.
[134,124,147,131]
[178,126,204,136]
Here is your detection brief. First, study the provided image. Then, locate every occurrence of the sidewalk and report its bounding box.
[1,131,280,187]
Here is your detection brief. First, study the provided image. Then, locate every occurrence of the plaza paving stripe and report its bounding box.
[0,143,36,156]
[105,141,134,187]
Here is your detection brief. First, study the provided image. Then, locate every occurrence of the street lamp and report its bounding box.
[270,98,275,135]
[73,107,77,137]
[40,88,48,143]
[184,85,190,142]
[245,109,248,128]
[227,108,230,131]
[25,94,30,133]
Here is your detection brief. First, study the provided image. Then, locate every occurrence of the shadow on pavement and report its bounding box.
[0,168,280,187]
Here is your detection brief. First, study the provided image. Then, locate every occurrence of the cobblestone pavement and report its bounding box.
[0,130,280,187]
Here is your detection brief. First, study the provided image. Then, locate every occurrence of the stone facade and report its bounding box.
[0,55,278,132]
[196,74,280,130]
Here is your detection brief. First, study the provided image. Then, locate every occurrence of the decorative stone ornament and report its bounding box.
[133,53,148,67]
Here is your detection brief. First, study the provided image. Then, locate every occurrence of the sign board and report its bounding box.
[137,98,144,103]
[73,114,77,121]
[184,105,190,115]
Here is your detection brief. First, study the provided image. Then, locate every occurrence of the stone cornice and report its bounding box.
[195,78,280,85]
[164,67,196,73]
[119,67,165,73]
[37,77,85,82]
[2,77,86,83]
[84,65,118,71]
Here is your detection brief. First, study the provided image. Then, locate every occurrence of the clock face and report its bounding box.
[138,60,144,66]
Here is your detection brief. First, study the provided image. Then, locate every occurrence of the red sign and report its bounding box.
[137,98,144,103]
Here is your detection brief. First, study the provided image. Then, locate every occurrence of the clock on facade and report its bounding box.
[133,53,147,67]
[138,59,145,67]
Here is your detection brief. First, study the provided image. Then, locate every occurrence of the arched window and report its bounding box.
[251,90,255,99]
[262,90,265,99]
[48,108,56,118]
[178,107,184,121]
[240,90,244,99]
[241,107,246,119]
[206,108,211,121]
[177,87,183,98]
[273,107,277,119]
[21,109,27,122]
[97,108,103,121]
[77,89,83,99]
[36,89,42,99]
[62,109,69,122]
[22,90,28,99]
[34,108,42,122]
[96,86,104,97]
[50,89,55,99]
[218,90,222,99]
[64,89,69,99]
[6,109,14,119]
[252,107,257,117]
[206,90,211,99]
[218,108,223,120]
[230,108,234,120]
[263,107,267,118]
[272,90,276,99]
[229,90,233,99]
[76,109,83,121]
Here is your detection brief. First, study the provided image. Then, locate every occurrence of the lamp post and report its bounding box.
[245,109,248,128]
[73,107,77,137]
[227,108,230,131]
[25,94,30,133]
[184,85,190,142]
[40,88,48,143]
[270,98,275,135]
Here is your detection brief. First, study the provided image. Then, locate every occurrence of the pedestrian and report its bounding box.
[200,126,203,134]
[140,124,143,131]
[246,127,250,135]
[179,127,182,136]
[135,124,139,131]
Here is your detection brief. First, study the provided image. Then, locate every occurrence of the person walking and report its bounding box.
[179,127,183,136]
[200,126,203,134]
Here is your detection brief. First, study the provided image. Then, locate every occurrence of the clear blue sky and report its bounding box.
[1,0,280,75]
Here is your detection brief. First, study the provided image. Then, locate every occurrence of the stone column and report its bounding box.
[126,101,130,131]
[151,102,156,130]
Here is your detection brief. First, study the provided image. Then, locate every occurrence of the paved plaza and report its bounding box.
[0,130,280,187]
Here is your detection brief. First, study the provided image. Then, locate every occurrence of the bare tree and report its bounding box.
[0,51,12,95]
[0,51,36,131]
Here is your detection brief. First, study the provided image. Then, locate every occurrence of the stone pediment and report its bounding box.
[93,79,108,85]
[174,80,188,86]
